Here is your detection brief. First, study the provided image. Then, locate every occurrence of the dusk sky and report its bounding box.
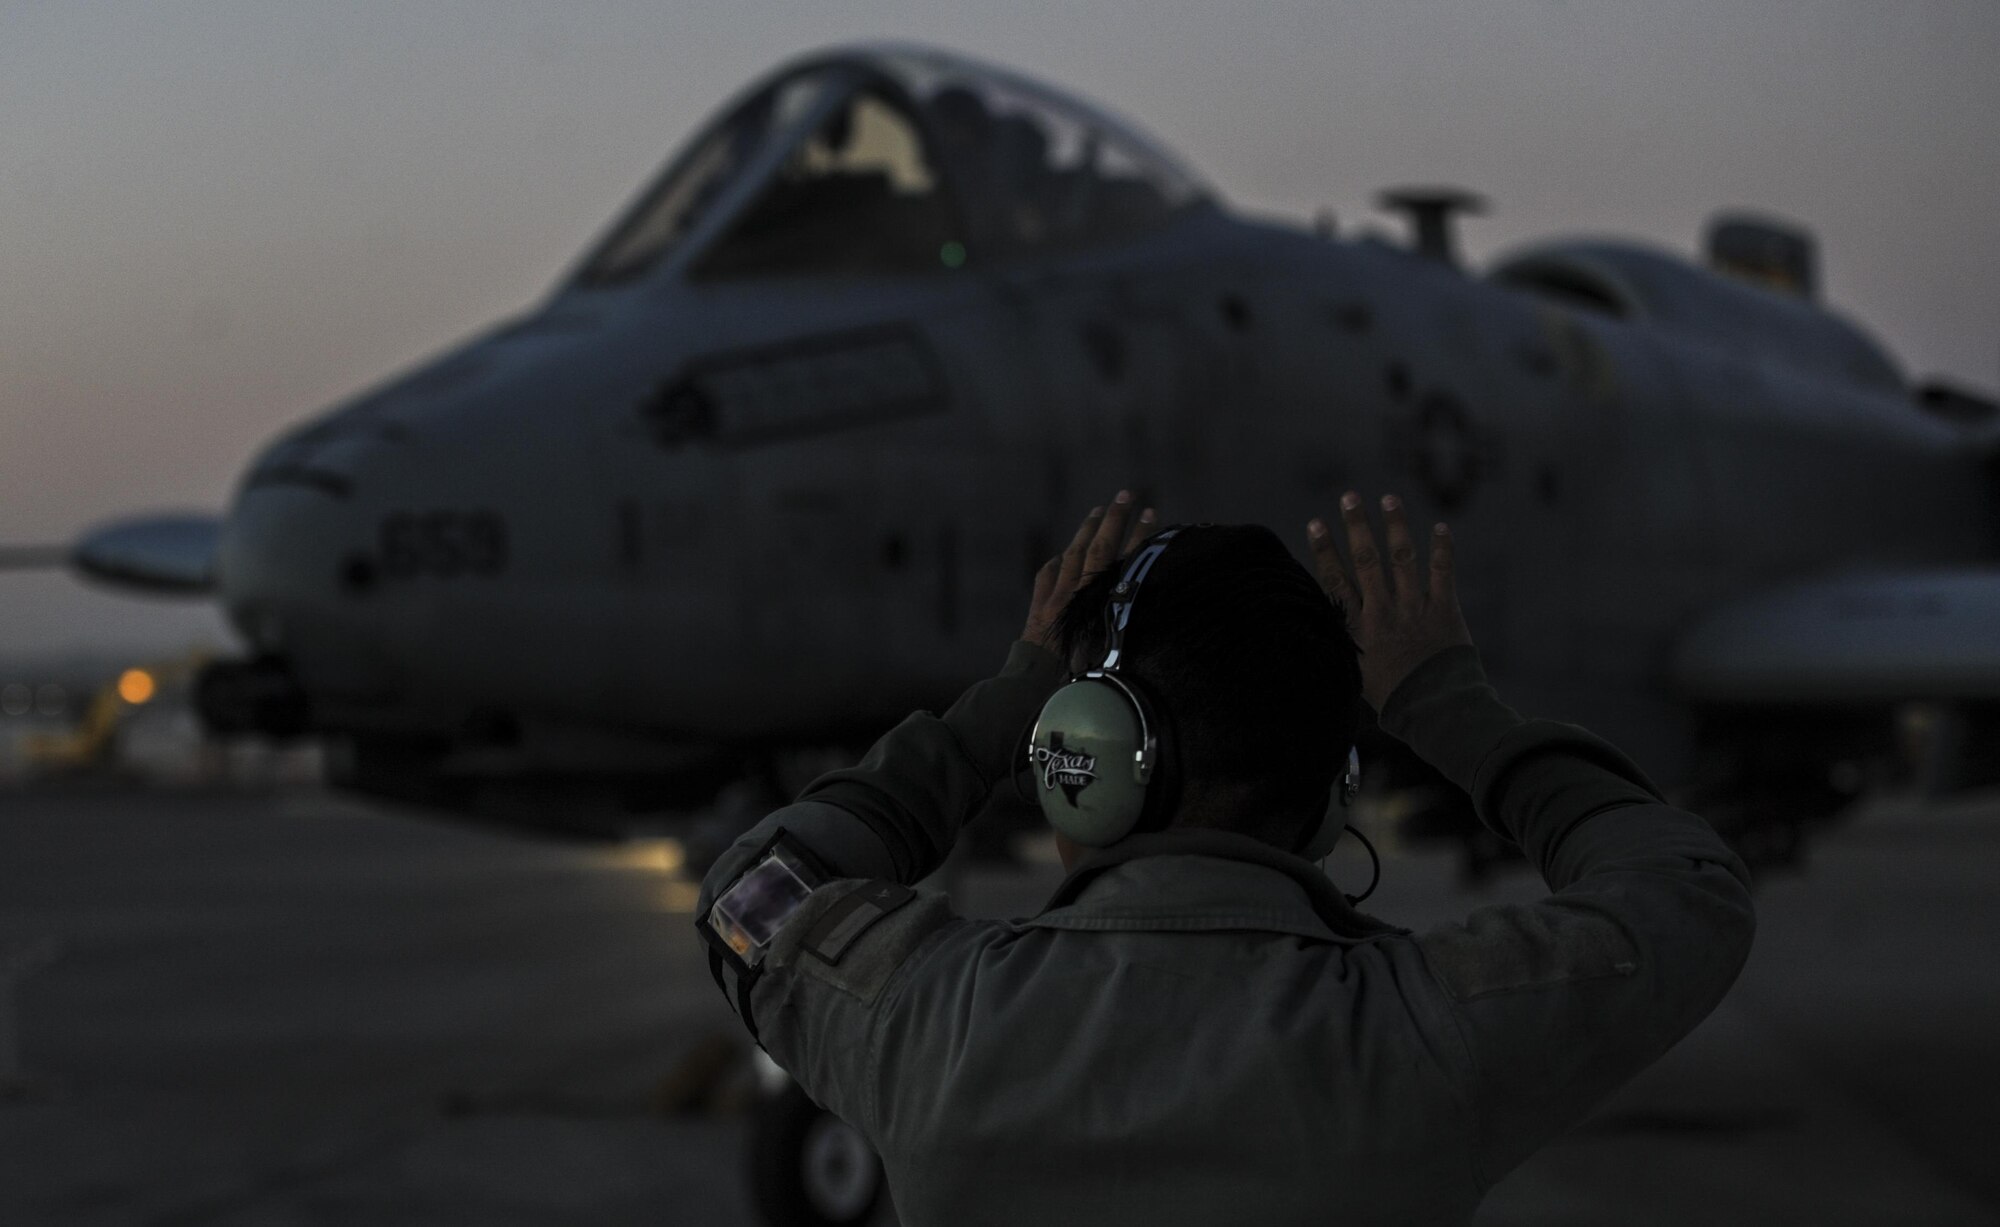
[3,0,1996,657]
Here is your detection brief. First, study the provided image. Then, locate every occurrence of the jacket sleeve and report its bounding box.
[692,638,1065,1113]
[1380,646,1757,1187]
[696,639,1067,907]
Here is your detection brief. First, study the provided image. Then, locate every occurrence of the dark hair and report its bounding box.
[1048,524,1364,851]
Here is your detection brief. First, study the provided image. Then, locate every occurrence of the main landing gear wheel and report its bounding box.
[749,1081,885,1227]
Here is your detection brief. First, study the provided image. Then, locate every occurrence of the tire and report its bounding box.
[747,1081,885,1227]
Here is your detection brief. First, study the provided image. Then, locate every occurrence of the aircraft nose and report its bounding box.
[215,478,400,704]
[218,486,361,650]
[221,418,395,641]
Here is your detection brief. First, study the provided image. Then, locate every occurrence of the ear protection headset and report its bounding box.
[1025,529,1370,886]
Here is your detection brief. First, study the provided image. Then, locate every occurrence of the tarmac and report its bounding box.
[0,785,1995,1225]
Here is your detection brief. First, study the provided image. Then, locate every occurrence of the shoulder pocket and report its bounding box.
[806,880,914,965]
[770,880,954,1006]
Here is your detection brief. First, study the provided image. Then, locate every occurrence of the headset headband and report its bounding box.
[1099,527,1180,673]
[1085,527,1180,788]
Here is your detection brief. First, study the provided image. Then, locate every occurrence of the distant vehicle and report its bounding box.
[10,42,1999,872]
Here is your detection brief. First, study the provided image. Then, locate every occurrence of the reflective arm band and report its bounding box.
[697,831,829,974]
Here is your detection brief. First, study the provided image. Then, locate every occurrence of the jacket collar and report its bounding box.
[1025,828,1406,944]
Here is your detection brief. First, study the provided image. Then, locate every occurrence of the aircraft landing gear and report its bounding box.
[748,1057,885,1227]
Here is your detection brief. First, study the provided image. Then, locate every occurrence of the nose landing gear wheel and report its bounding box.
[749,1081,885,1226]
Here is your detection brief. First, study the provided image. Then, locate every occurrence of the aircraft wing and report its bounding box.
[1672,568,2000,704]
[0,514,221,595]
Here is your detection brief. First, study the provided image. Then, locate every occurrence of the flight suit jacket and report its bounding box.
[697,641,1756,1226]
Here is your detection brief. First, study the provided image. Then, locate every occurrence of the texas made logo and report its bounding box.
[1030,733,1098,807]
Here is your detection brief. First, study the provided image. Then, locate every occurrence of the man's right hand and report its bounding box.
[1307,491,1473,710]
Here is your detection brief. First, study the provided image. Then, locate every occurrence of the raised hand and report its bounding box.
[1021,491,1158,647]
[1307,492,1472,710]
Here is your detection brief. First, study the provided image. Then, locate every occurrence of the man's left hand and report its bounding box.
[1020,492,1156,648]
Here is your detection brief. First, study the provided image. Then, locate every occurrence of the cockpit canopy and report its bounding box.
[571,44,1214,287]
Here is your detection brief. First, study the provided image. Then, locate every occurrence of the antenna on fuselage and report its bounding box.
[1706,212,1819,301]
[1376,187,1487,269]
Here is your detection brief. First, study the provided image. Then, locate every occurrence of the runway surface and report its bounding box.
[0,786,1995,1225]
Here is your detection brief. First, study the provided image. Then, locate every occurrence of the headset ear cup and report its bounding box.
[1027,679,1150,847]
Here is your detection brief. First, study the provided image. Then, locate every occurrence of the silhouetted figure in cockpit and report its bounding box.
[930,86,1071,251]
[926,86,1006,229]
[928,85,996,159]
[991,113,1056,246]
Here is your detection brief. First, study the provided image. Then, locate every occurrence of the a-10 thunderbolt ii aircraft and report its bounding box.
[17,42,2000,870]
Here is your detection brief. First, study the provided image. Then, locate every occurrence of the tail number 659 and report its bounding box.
[379,510,508,579]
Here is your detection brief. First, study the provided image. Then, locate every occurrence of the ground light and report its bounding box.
[117,669,155,705]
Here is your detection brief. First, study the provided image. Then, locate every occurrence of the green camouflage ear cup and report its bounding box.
[1027,676,1154,847]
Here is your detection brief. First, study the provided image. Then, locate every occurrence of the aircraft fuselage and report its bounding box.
[212,206,1987,812]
